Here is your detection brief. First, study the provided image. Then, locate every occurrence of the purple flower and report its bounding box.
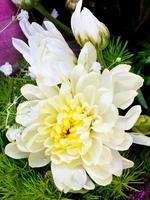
[0,0,25,66]
[129,185,150,200]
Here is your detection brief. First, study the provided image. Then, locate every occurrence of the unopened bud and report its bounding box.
[132,115,150,135]
[71,0,110,49]
[66,0,80,11]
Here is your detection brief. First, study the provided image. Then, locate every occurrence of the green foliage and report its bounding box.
[134,41,150,75]
[0,75,33,132]
[103,37,134,69]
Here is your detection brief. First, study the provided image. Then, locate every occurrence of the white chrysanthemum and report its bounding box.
[5,60,150,193]
[12,19,77,86]
[0,62,12,76]
[71,0,110,48]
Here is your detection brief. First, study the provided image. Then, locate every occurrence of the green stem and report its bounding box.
[97,50,107,68]
[34,2,73,36]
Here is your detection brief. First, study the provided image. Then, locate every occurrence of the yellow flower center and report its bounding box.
[39,94,94,162]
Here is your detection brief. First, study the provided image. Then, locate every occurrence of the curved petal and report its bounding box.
[84,164,112,185]
[21,124,44,153]
[5,143,28,159]
[113,90,138,109]
[43,21,65,41]
[29,151,50,168]
[96,88,113,114]
[51,163,87,192]
[21,84,45,100]
[12,38,31,64]
[129,133,150,146]
[111,64,131,75]
[116,105,141,130]
[122,157,134,169]
[92,105,118,132]
[78,42,97,71]
[83,177,95,190]
[16,100,40,127]
[82,139,112,165]
[106,151,123,176]
[70,64,87,95]
[76,72,100,94]
[36,78,59,98]
[100,69,113,91]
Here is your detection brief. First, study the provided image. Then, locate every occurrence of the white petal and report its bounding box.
[70,64,87,95]
[19,19,32,38]
[96,88,113,114]
[110,132,133,151]
[83,177,95,190]
[78,42,97,71]
[21,124,44,153]
[116,106,141,130]
[29,151,50,168]
[5,143,28,159]
[51,163,87,192]
[12,38,31,64]
[111,64,131,75]
[122,157,134,169]
[71,0,84,45]
[6,126,23,142]
[76,72,100,94]
[43,21,66,41]
[93,105,118,132]
[107,151,123,176]
[36,77,59,98]
[21,84,45,100]
[113,90,138,109]
[100,69,113,91]
[16,101,39,127]
[82,139,112,166]
[129,133,150,146]
[112,72,144,92]
[84,164,112,186]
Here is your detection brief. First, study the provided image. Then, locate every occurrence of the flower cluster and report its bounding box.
[5,0,150,193]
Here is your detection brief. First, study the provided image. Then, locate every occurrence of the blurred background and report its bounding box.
[33,0,150,49]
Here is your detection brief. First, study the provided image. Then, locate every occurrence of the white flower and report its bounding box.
[50,9,59,19]
[71,0,110,48]
[5,60,148,193]
[12,19,77,86]
[0,62,13,76]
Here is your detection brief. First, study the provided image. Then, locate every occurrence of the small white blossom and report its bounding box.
[90,62,101,72]
[0,62,13,76]
[51,9,59,19]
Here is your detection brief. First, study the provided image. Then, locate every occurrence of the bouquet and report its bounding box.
[0,0,150,199]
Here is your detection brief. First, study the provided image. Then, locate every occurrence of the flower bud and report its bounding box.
[71,0,110,49]
[65,0,80,12]
[132,115,150,135]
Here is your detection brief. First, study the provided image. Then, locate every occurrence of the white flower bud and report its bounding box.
[71,0,110,49]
